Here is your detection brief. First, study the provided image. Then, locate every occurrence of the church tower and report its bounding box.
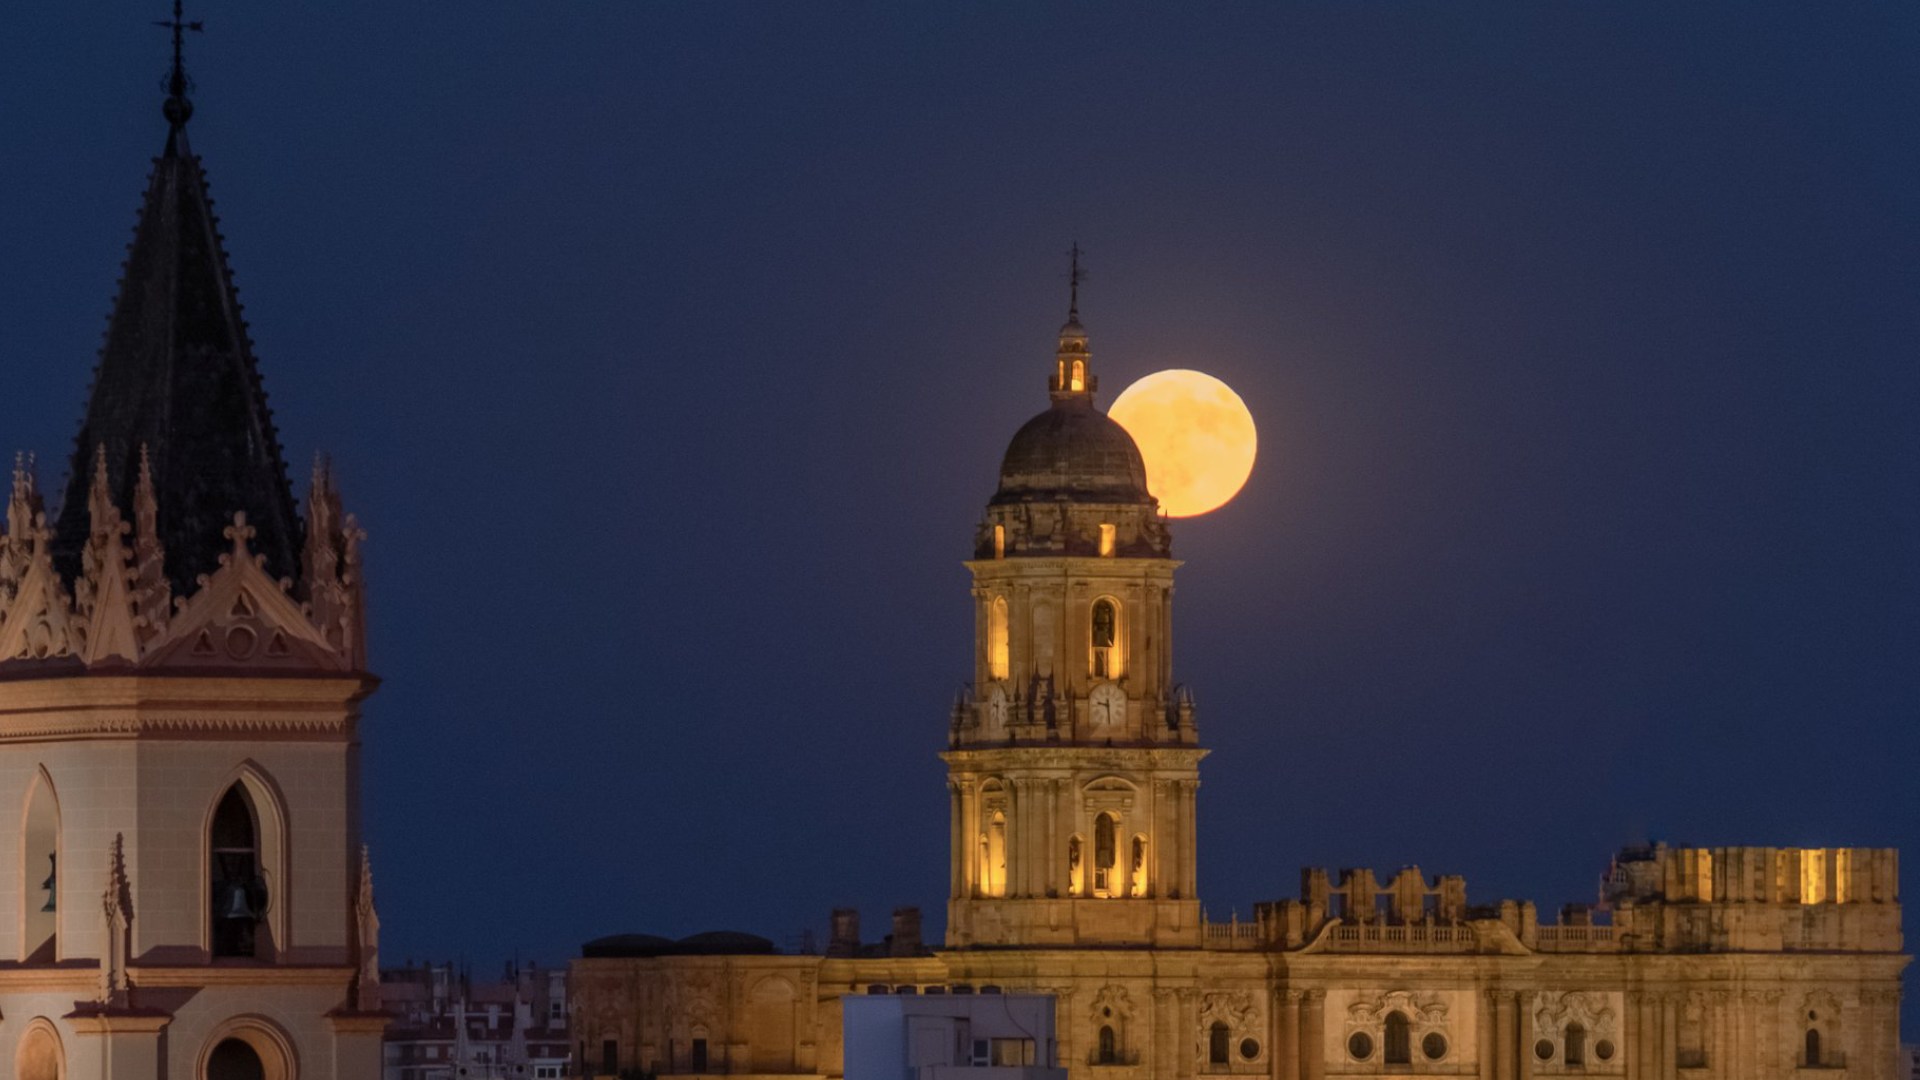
[944,270,1205,949]
[0,26,385,1079]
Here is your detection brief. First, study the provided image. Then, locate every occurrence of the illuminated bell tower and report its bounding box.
[943,278,1204,949]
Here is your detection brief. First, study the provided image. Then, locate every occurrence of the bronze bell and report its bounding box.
[217,881,255,921]
[39,853,55,913]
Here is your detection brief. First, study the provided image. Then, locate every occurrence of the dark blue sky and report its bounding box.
[6,0,1917,1014]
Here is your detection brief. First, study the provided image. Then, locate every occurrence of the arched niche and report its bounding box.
[198,1017,296,1080]
[17,1018,65,1080]
[749,976,797,1072]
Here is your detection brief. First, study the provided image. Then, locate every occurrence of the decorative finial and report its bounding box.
[154,0,204,130]
[1067,242,1086,321]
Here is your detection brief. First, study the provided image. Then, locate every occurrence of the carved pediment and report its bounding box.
[142,516,348,671]
[1535,990,1617,1036]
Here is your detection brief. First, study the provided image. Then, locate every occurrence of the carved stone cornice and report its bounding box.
[0,672,375,742]
[941,746,1208,771]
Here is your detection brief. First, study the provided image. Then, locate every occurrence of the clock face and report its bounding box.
[1089,682,1125,729]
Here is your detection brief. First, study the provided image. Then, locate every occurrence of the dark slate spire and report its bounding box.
[51,26,301,595]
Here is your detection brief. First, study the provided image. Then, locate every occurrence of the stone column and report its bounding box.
[948,782,964,900]
[1515,992,1533,1080]
[1301,990,1326,1080]
[1626,991,1648,1080]
[1660,993,1678,1080]
[1494,992,1515,1080]
[1275,990,1299,1080]
[1478,990,1497,1080]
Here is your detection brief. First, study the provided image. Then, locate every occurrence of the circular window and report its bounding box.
[1102,1007,1112,1018]
[1595,1039,1616,1061]
[1535,1038,1556,1061]
[1348,1032,1374,1060]
[1240,1038,1260,1061]
[1423,1032,1448,1060]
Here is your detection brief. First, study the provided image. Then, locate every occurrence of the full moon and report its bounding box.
[1108,369,1257,518]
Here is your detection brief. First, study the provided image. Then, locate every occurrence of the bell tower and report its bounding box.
[943,275,1204,949]
[0,23,385,1078]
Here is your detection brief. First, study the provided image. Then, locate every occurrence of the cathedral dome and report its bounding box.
[993,396,1151,505]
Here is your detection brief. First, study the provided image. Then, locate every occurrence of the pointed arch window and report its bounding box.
[210,785,267,958]
[987,597,1010,681]
[1384,1011,1411,1065]
[1090,598,1122,679]
[22,771,59,962]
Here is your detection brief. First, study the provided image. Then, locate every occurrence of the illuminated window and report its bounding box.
[1070,360,1086,392]
[988,597,1010,681]
[993,524,1005,559]
[1093,812,1119,898]
[1801,849,1828,904]
[982,811,1008,897]
[1384,1012,1411,1065]
[1090,599,1121,678]
[1098,523,1116,557]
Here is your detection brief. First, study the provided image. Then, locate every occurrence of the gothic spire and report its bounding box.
[52,20,302,596]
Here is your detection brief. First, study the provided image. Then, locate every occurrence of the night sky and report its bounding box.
[5,2,1917,1022]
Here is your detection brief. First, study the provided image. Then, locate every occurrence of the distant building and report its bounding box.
[569,303,1912,1080]
[844,992,1065,1080]
[383,961,571,1080]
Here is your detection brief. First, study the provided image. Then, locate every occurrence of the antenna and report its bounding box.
[1067,242,1087,319]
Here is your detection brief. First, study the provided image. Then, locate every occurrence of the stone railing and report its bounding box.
[1201,914,1265,950]
[1533,924,1619,951]
[1324,922,1478,952]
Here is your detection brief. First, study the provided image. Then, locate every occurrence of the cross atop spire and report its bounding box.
[154,0,203,130]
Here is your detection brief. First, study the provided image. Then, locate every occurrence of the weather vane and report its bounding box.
[154,0,204,128]
[1068,242,1087,319]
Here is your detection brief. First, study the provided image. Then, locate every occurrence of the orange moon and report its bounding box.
[1108,369,1257,517]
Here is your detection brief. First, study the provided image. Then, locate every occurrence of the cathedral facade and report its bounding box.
[570,307,1908,1078]
[0,62,383,1080]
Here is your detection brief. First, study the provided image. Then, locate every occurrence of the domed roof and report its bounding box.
[994,396,1151,505]
[673,930,777,955]
[581,933,675,958]
[580,929,780,958]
